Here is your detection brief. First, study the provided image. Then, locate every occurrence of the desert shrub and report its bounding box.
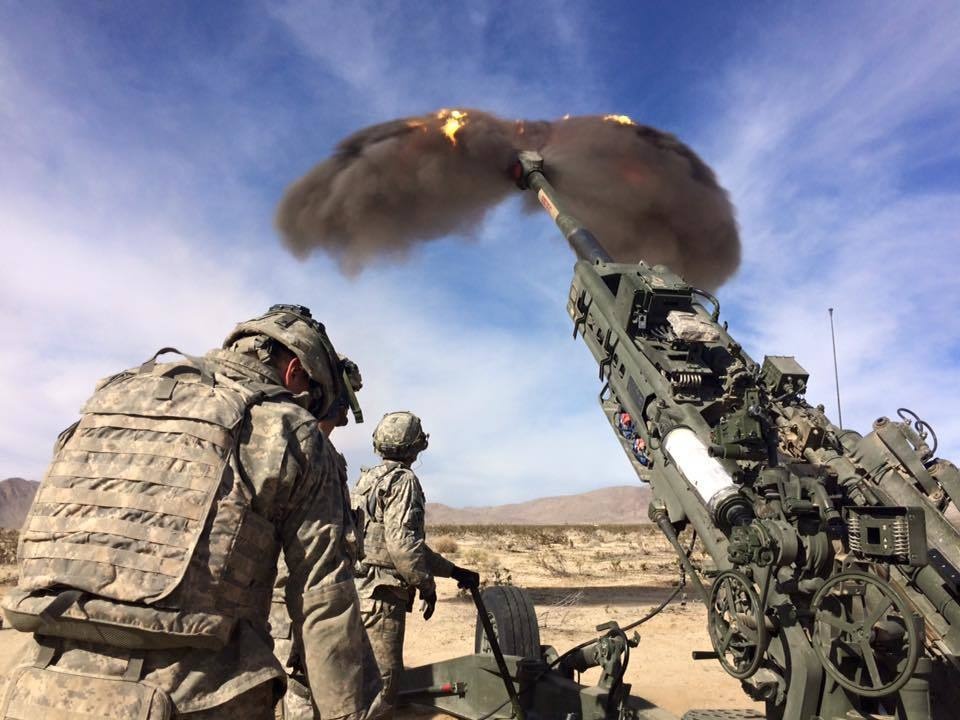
[432,535,458,554]
[0,529,18,565]
[572,557,594,578]
[530,528,571,546]
[532,548,570,577]
[462,548,493,569]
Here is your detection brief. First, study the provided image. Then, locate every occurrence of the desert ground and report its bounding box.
[0,525,760,718]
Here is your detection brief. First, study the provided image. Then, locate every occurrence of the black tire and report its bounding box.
[474,585,541,660]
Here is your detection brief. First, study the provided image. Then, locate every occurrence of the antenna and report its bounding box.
[828,308,843,428]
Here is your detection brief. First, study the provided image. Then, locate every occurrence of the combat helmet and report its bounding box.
[224,304,340,418]
[373,411,429,460]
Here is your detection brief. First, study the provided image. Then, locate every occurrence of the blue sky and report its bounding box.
[1,1,958,506]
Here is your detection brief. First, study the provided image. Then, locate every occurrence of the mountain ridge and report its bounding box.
[426,485,652,525]
[0,478,39,529]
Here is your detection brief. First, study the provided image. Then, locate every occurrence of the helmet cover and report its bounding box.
[223,304,340,417]
[373,411,429,459]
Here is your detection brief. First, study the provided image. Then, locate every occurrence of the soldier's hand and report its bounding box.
[419,588,437,620]
[451,565,480,589]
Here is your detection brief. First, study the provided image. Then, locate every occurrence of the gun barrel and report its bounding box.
[515,151,613,264]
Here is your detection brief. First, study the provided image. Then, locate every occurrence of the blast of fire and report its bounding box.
[437,109,468,145]
[603,114,636,126]
[276,109,740,290]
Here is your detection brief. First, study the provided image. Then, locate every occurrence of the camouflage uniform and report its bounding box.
[353,460,456,717]
[271,447,357,720]
[270,556,317,720]
[270,354,364,720]
[1,309,380,720]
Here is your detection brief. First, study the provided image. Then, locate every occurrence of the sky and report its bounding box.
[1,1,958,507]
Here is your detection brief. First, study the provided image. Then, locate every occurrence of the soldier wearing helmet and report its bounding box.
[2,305,380,720]
[352,412,480,718]
[272,354,369,720]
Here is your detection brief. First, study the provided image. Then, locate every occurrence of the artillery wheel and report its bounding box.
[811,570,920,698]
[708,570,767,680]
[474,585,541,660]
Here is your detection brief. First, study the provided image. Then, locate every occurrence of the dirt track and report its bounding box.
[0,526,761,718]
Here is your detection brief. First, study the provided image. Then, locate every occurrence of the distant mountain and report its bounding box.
[0,478,39,529]
[426,485,653,525]
[5,474,958,529]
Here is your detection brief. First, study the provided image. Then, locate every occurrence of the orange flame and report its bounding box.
[436,108,468,145]
[603,114,635,126]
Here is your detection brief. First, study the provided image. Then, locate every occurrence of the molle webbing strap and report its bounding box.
[138,347,214,387]
[34,487,208,521]
[47,460,214,494]
[32,636,60,669]
[64,434,223,465]
[21,541,183,577]
[123,653,144,683]
[24,516,190,550]
[78,414,232,448]
[38,590,84,624]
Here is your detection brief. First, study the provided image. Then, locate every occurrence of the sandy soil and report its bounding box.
[0,526,762,718]
[401,526,761,718]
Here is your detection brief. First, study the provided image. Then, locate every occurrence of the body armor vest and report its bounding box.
[352,461,409,569]
[3,351,284,650]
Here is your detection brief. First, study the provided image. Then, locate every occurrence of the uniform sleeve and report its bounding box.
[279,423,381,720]
[382,471,435,593]
[425,545,456,578]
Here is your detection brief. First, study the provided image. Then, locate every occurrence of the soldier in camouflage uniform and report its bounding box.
[271,356,364,720]
[353,412,480,719]
[0,305,380,720]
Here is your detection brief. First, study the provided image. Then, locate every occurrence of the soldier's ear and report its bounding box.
[281,356,310,393]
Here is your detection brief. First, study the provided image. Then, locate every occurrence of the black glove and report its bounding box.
[451,565,480,590]
[419,587,437,620]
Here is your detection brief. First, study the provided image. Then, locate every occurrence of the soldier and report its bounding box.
[353,411,480,718]
[0,305,380,720]
[272,355,364,720]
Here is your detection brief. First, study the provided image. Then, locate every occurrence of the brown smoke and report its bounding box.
[277,109,739,289]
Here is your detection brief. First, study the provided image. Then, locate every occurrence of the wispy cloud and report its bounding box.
[267,0,599,119]
[0,3,626,504]
[710,3,960,457]
[1,2,957,504]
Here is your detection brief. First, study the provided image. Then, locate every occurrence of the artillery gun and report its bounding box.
[398,152,960,720]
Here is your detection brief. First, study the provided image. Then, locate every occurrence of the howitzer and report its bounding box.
[516,150,960,719]
[399,154,960,720]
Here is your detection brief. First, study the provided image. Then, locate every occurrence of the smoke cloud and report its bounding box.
[277,109,739,289]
